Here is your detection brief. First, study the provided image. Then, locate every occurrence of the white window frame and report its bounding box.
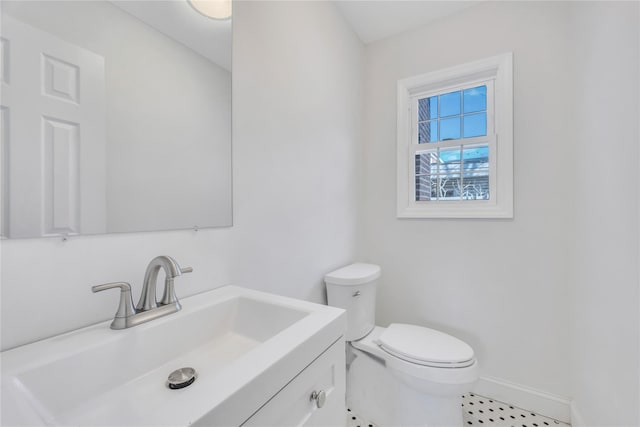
[397,53,513,218]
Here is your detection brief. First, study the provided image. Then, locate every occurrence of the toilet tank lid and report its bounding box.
[324,263,381,286]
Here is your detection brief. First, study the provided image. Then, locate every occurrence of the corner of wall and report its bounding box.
[570,400,585,427]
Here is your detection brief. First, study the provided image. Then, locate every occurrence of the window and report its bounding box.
[397,53,513,218]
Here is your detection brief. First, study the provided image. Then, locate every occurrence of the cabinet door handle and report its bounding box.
[310,390,326,408]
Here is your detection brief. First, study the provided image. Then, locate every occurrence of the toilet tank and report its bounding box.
[324,263,380,341]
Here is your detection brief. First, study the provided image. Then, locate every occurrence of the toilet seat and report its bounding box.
[350,326,478,386]
[376,323,475,368]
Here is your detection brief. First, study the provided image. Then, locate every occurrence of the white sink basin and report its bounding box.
[1,286,345,426]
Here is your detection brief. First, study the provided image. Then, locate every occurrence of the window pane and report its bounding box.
[462,174,489,200]
[430,176,439,200]
[415,175,432,201]
[415,151,437,201]
[436,174,461,200]
[438,147,461,174]
[461,145,489,200]
[418,96,438,121]
[463,113,487,138]
[418,121,438,143]
[440,117,461,140]
[414,152,435,175]
[437,147,462,199]
[439,91,461,117]
[462,145,489,162]
[463,86,486,114]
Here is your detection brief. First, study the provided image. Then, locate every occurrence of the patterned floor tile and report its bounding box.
[462,393,570,427]
[346,393,571,427]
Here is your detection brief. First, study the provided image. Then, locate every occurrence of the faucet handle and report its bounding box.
[160,266,193,307]
[92,281,131,293]
[92,282,136,329]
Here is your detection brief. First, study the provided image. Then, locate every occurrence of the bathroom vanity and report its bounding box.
[1,286,346,426]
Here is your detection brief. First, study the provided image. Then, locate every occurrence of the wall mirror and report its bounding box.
[0,0,232,238]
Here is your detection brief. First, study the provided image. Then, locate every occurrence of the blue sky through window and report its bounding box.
[439,145,488,162]
[418,85,487,143]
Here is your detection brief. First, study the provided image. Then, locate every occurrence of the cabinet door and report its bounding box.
[242,340,346,427]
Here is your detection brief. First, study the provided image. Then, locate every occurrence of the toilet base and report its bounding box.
[347,346,467,427]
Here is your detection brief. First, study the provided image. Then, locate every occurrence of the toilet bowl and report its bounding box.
[325,263,478,427]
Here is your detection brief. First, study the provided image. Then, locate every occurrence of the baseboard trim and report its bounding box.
[570,401,585,427]
[472,376,571,424]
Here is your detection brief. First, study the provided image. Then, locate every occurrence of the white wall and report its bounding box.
[362,1,640,422]
[2,1,232,233]
[362,0,575,403]
[569,2,639,426]
[0,1,364,350]
[230,0,363,301]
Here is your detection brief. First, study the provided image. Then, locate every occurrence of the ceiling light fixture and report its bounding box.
[187,0,232,20]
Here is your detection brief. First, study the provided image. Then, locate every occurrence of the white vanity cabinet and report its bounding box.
[2,287,346,427]
[242,339,346,427]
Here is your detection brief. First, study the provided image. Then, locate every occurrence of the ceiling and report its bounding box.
[333,1,477,44]
[111,1,231,71]
[110,1,477,71]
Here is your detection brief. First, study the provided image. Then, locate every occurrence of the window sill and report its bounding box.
[397,202,513,219]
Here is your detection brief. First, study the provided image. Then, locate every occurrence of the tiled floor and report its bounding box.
[462,393,570,427]
[346,407,377,427]
[346,393,570,427]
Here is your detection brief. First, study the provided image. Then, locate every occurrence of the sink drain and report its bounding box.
[167,367,197,390]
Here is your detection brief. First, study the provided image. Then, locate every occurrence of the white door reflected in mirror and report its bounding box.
[0,0,232,238]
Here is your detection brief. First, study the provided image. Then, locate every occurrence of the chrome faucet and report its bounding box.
[137,256,193,311]
[92,256,193,330]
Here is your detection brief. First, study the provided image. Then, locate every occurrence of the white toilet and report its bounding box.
[325,263,478,427]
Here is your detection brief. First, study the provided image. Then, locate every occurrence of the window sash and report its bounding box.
[408,80,495,205]
[409,136,497,205]
[410,80,495,145]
